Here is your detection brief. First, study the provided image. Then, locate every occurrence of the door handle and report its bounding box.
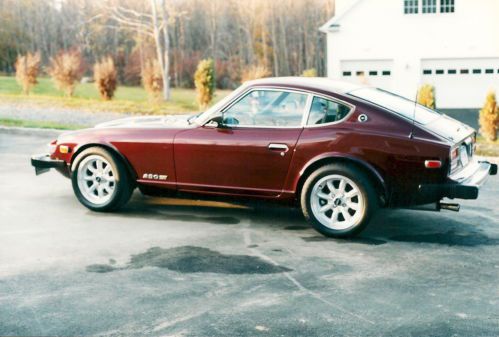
[268,143,289,156]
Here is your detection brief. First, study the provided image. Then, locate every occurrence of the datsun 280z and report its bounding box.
[31,77,497,237]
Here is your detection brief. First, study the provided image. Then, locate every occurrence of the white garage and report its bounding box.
[421,58,499,109]
[340,59,394,91]
[321,0,499,109]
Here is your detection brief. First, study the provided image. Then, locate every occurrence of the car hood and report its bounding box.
[94,114,193,129]
[421,114,475,143]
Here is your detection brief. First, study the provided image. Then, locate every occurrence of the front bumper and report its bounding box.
[419,160,497,200]
[31,154,67,176]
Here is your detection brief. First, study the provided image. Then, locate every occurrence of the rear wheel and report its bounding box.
[301,164,378,237]
[71,147,134,211]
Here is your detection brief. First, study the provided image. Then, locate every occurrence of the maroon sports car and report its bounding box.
[32,77,497,237]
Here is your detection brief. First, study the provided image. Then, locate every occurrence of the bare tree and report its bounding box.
[1,0,335,88]
[104,0,171,100]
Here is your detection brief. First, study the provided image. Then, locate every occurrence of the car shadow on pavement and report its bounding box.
[364,209,499,247]
[95,192,498,248]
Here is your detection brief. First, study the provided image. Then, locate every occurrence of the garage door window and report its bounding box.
[440,0,454,13]
[404,0,418,14]
[423,0,436,13]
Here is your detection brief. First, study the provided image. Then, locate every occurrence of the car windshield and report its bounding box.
[191,84,249,125]
[349,87,441,125]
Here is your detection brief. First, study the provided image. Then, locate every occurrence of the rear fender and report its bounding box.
[296,153,389,205]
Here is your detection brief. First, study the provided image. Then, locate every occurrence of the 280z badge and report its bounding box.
[142,173,168,180]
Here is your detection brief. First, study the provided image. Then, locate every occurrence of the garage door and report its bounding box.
[340,59,394,91]
[421,58,499,109]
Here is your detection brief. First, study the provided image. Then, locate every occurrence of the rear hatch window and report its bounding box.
[349,87,440,125]
[349,87,475,142]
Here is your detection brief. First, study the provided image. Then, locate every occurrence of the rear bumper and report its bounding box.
[31,154,67,176]
[419,160,497,200]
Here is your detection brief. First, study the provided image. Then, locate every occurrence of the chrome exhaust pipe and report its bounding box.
[409,203,440,212]
[438,202,460,212]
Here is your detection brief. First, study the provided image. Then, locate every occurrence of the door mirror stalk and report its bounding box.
[204,120,219,129]
[205,117,231,129]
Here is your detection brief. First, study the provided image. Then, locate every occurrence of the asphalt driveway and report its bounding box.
[0,130,498,337]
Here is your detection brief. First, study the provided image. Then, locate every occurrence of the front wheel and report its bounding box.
[301,164,378,238]
[71,147,134,212]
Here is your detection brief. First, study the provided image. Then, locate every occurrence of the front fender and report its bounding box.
[69,142,138,179]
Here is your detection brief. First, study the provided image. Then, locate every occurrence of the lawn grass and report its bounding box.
[476,136,499,157]
[0,118,85,130]
[0,76,230,115]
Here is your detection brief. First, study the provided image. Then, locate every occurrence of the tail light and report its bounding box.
[449,135,475,174]
[450,147,459,173]
[425,160,442,169]
[472,133,477,154]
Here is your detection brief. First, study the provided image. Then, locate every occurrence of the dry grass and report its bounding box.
[301,68,317,77]
[141,59,163,100]
[15,52,41,95]
[476,136,499,157]
[48,50,83,97]
[94,57,117,100]
[241,65,271,82]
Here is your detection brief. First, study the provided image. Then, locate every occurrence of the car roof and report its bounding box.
[245,77,364,95]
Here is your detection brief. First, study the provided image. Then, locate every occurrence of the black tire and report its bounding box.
[71,147,134,212]
[301,163,378,238]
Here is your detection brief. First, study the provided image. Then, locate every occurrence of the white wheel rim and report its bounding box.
[77,155,116,205]
[310,174,365,230]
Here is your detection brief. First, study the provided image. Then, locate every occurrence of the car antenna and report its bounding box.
[409,86,418,139]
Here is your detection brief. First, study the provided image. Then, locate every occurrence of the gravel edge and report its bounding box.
[0,125,63,138]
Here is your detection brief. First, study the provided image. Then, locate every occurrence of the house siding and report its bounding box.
[324,0,499,108]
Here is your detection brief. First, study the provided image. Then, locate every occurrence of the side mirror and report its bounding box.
[204,116,235,129]
[204,120,219,128]
[205,116,231,129]
[221,116,239,127]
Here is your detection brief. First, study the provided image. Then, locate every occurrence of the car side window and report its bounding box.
[223,89,308,127]
[307,96,352,125]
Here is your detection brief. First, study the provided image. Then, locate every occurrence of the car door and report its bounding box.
[174,88,310,197]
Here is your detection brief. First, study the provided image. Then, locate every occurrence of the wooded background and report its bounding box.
[0,0,335,89]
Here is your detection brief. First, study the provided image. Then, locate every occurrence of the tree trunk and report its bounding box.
[270,3,279,76]
[279,15,290,75]
[160,0,171,100]
[150,0,170,101]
